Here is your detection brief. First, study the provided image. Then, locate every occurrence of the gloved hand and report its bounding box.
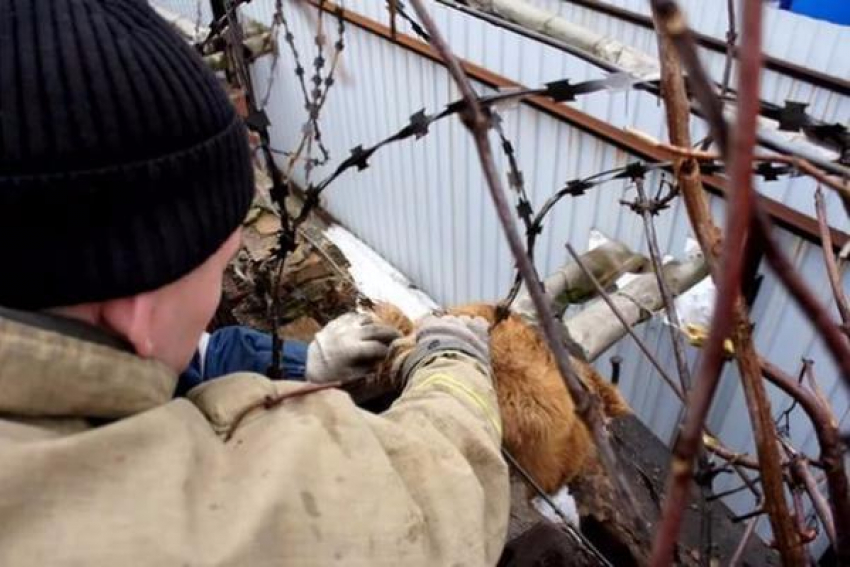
[396,314,491,386]
[306,312,402,383]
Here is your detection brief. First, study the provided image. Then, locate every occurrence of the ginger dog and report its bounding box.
[371,302,630,494]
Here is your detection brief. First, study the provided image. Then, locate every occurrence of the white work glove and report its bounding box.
[396,314,491,386]
[305,312,402,383]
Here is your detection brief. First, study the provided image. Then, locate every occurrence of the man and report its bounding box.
[0,1,509,565]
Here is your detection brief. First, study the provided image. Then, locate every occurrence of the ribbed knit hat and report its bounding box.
[0,0,254,309]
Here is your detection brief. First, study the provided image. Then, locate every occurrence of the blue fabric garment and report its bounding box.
[176,326,309,397]
[782,0,850,25]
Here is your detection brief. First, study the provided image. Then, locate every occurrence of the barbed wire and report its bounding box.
[202,1,831,314]
[387,0,430,40]
[205,0,825,377]
[290,81,809,234]
[259,0,344,173]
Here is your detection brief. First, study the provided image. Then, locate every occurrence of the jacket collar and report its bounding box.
[0,306,133,352]
[0,307,177,419]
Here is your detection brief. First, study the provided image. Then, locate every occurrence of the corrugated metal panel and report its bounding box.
[527,0,850,125]
[152,0,213,27]
[347,0,850,232]
[151,0,848,555]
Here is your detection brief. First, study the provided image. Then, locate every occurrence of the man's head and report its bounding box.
[53,229,242,372]
[0,0,255,370]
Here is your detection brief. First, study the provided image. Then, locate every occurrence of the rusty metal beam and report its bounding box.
[308,0,849,251]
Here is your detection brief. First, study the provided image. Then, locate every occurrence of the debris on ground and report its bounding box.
[212,172,437,342]
[213,204,356,339]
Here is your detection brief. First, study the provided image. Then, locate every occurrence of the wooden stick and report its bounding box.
[814,187,850,338]
[648,1,804,563]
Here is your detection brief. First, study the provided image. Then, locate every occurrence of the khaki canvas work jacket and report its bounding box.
[0,310,509,566]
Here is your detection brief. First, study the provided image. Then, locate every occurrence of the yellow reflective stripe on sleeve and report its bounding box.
[410,373,502,438]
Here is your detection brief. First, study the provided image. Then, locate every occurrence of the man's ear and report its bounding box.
[100,293,157,358]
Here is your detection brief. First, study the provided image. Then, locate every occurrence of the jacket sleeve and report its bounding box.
[189,356,509,565]
[388,351,502,445]
[176,327,308,396]
[375,350,509,562]
[0,358,509,566]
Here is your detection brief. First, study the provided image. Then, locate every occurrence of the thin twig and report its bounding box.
[566,243,763,480]
[790,456,836,549]
[760,358,850,562]
[754,208,850,397]
[699,0,735,152]
[655,143,850,202]
[502,448,614,567]
[718,0,736,100]
[388,0,397,38]
[780,441,819,549]
[789,478,818,545]
[814,187,850,339]
[801,359,831,419]
[731,507,766,524]
[633,176,693,392]
[706,477,761,502]
[225,381,342,441]
[701,436,760,471]
[774,360,809,439]
[729,516,759,566]
[566,243,683,400]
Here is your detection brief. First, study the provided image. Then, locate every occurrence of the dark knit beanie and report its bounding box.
[0,0,254,309]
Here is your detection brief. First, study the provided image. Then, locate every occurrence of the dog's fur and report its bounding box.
[371,302,630,493]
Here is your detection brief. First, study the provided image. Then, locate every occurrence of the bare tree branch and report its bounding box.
[760,359,850,561]
[754,206,850,388]
[653,143,850,204]
[729,517,759,566]
[790,456,836,550]
[814,187,850,339]
[718,0,736,100]
[648,2,804,563]
[633,177,693,392]
[565,244,767,491]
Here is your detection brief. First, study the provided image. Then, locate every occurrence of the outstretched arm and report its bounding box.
[176,313,401,396]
